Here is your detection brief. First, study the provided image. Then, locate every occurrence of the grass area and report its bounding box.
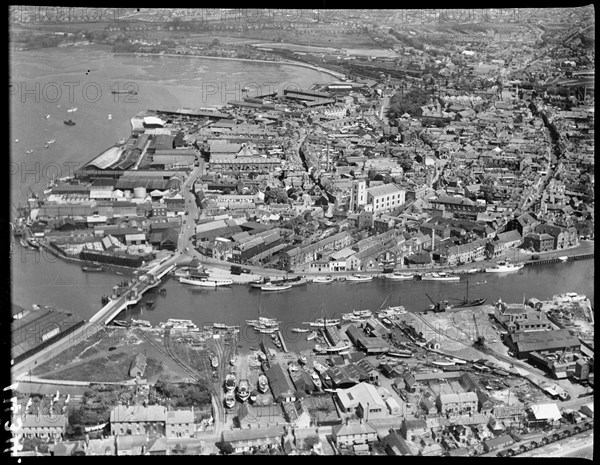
[31,328,110,376]
[49,351,132,382]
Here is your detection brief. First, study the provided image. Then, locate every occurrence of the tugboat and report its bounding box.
[258,374,269,394]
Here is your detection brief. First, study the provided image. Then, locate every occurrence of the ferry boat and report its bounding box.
[421,272,460,282]
[386,272,414,280]
[225,374,236,393]
[260,283,292,291]
[258,374,269,393]
[485,261,524,273]
[345,274,373,282]
[291,327,309,333]
[236,380,250,402]
[224,393,236,409]
[313,275,334,284]
[179,276,233,287]
[209,352,219,369]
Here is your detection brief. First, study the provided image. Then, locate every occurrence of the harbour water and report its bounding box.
[10,238,594,354]
[9,45,333,204]
[10,46,595,354]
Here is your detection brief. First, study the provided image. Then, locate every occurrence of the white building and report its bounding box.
[365,183,405,213]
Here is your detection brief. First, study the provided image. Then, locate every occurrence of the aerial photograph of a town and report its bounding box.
[6,6,594,458]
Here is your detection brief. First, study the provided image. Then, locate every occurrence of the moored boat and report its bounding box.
[180,276,233,287]
[291,327,309,333]
[236,380,250,402]
[260,283,292,291]
[82,264,104,272]
[307,331,318,341]
[306,319,340,328]
[484,261,524,273]
[345,274,373,282]
[225,374,236,393]
[421,272,460,282]
[388,350,413,358]
[224,393,236,409]
[311,371,322,389]
[313,275,334,284]
[386,272,414,280]
[209,352,219,369]
[258,374,269,393]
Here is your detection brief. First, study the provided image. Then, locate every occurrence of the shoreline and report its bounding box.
[114,51,346,80]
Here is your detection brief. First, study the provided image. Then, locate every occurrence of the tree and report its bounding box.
[264,188,288,204]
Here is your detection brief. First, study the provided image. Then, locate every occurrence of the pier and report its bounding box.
[524,253,594,267]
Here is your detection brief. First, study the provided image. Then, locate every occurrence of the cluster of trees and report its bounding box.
[386,87,431,118]
[153,378,212,408]
[264,187,289,204]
